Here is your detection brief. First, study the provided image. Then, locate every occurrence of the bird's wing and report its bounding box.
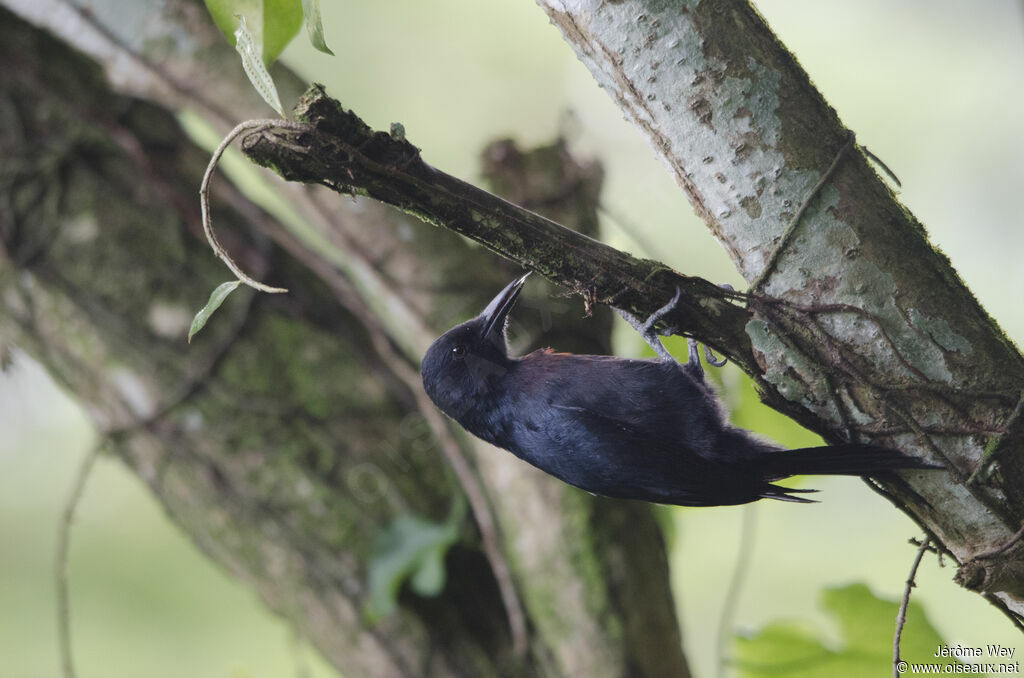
[522,400,754,506]
[504,354,768,505]
[548,357,727,454]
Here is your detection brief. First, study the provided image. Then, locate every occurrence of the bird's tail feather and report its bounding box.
[759,485,819,503]
[759,443,942,480]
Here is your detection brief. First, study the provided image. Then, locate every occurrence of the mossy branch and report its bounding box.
[240,84,756,372]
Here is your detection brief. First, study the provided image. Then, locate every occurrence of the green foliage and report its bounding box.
[233,15,286,117]
[261,0,306,62]
[733,583,960,677]
[188,281,241,343]
[203,0,332,62]
[301,0,334,56]
[364,510,462,622]
[203,0,302,65]
[202,0,334,115]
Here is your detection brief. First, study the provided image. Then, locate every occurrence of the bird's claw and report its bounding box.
[614,288,680,364]
[704,344,727,367]
[696,283,732,370]
[616,286,729,380]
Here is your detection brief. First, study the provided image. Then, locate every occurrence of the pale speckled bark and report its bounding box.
[538,0,1024,625]
[0,5,688,677]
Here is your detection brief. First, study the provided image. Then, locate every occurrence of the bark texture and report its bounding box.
[0,5,688,678]
[536,0,1024,624]
[242,87,752,365]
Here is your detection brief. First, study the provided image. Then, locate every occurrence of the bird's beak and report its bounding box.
[479,273,530,342]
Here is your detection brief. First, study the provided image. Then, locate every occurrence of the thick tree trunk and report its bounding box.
[0,6,688,678]
[537,0,1024,625]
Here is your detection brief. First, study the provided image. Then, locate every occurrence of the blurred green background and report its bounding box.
[3,1,1022,676]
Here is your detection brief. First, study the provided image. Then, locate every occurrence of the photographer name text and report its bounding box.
[935,645,1016,659]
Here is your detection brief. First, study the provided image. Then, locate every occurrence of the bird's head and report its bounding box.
[421,273,529,419]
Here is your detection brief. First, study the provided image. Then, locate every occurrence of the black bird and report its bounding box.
[421,275,941,507]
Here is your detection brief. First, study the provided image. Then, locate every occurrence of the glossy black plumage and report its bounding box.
[421,275,941,507]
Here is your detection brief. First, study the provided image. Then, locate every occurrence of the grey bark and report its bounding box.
[0,5,688,678]
[537,0,1024,626]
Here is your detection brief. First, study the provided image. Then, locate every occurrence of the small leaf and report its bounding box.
[261,0,304,64]
[733,583,963,678]
[409,550,445,596]
[301,0,334,55]
[234,15,286,117]
[821,583,949,663]
[735,622,840,678]
[204,0,259,46]
[204,0,302,65]
[365,515,459,622]
[188,281,241,343]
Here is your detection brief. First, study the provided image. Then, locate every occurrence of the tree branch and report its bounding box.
[241,85,755,370]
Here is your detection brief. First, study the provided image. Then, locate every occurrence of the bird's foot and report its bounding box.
[615,285,732,380]
[614,287,681,364]
[684,339,727,380]
[691,283,733,374]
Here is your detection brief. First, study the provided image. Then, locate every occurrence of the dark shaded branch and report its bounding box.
[241,85,756,371]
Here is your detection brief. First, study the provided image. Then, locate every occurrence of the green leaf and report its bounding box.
[188,281,241,343]
[301,0,334,55]
[262,0,304,65]
[204,0,257,47]
[409,549,445,595]
[733,583,961,678]
[821,584,949,665]
[234,15,286,117]
[203,0,303,65]
[365,514,459,622]
[735,622,846,677]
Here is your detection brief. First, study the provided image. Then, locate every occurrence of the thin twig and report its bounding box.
[717,505,757,678]
[359,313,532,656]
[55,293,253,678]
[862,146,902,188]
[199,119,530,653]
[750,295,964,471]
[894,537,930,677]
[969,390,1024,486]
[200,119,311,294]
[752,131,857,290]
[414,394,529,655]
[57,439,104,678]
[64,0,236,124]
[971,524,1024,561]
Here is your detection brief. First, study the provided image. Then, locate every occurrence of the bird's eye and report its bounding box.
[451,344,466,359]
